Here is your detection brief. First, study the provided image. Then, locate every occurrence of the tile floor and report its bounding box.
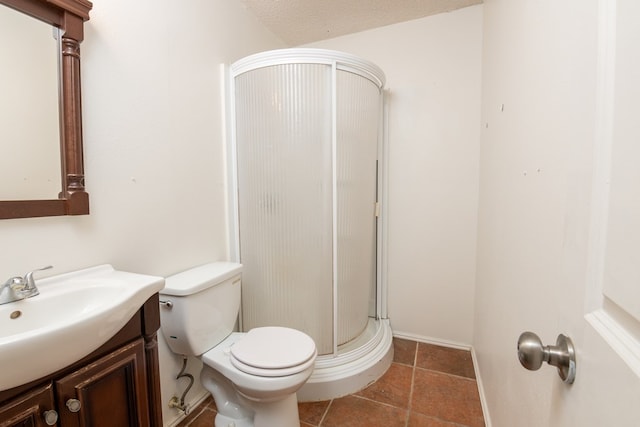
[177,337,485,427]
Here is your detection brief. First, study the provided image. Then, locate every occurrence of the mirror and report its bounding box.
[0,6,61,200]
[0,0,92,219]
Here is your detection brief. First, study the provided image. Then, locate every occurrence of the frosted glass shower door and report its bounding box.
[234,64,335,354]
[336,70,381,347]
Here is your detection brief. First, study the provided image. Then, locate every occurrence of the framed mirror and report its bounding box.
[0,0,92,219]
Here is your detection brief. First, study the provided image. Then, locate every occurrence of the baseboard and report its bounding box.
[470,346,493,427]
[391,330,492,427]
[392,330,472,351]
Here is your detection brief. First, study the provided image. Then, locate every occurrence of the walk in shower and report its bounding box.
[227,49,392,400]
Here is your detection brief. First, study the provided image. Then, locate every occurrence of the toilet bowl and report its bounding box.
[159,262,317,427]
[205,328,317,400]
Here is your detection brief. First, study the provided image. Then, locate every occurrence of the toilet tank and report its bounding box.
[159,262,242,356]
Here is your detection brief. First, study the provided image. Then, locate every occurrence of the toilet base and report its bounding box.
[212,390,301,427]
[215,413,252,427]
[202,364,302,427]
[243,393,300,427]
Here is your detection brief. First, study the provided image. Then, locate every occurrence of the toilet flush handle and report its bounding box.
[517,332,576,384]
[159,299,173,309]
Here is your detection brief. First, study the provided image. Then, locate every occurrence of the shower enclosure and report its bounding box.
[227,49,392,400]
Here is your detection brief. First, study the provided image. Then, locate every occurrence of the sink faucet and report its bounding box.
[0,266,53,305]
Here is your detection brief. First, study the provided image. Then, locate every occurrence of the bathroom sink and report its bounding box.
[0,265,164,392]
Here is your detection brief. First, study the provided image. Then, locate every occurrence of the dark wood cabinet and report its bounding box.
[0,295,162,427]
[55,339,149,427]
[0,384,55,427]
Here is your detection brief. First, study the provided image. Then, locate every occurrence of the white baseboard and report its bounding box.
[470,346,492,427]
[392,330,472,351]
[391,330,492,427]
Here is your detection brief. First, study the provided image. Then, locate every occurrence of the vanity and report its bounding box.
[0,266,165,426]
[0,297,163,426]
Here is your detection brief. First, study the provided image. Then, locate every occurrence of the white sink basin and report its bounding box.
[0,265,164,391]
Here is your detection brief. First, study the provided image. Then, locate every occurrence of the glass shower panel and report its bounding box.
[335,70,381,347]
[234,64,334,354]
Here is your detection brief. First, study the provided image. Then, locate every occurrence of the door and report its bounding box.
[572,0,640,423]
[233,59,384,355]
[474,0,640,425]
[234,63,335,354]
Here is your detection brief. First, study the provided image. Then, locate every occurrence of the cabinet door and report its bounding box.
[55,339,150,427]
[0,384,57,427]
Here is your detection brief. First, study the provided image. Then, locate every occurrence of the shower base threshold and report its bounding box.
[297,318,393,402]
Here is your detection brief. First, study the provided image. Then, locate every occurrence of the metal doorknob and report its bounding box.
[517,331,576,384]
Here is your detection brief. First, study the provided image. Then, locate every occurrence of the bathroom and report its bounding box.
[1,0,640,425]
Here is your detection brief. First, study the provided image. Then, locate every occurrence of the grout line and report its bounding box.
[177,408,201,427]
[404,341,418,427]
[316,399,333,426]
[348,393,409,411]
[415,365,479,382]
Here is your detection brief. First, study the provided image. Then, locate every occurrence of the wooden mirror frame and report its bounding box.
[0,0,92,219]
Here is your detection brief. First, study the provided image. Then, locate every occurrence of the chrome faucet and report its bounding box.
[0,266,53,305]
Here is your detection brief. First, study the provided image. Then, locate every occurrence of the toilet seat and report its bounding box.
[230,327,317,377]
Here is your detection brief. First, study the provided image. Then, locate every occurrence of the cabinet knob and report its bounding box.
[66,398,82,413]
[43,409,59,425]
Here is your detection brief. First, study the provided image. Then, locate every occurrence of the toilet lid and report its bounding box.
[230,327,316,376]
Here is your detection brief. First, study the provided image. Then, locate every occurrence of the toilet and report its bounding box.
[159,262,317,427]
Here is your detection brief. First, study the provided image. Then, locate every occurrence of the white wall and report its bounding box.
[306,5,483,345]
[0,1,284,425]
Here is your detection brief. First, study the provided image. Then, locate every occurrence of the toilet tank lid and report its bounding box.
[161,262,242,296]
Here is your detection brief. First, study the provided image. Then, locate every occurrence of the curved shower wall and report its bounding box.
[228,49,392,400]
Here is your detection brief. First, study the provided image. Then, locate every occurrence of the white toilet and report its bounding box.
[159,262,317,427]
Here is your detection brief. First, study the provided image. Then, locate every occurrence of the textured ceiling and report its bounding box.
[240,0,483,46]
